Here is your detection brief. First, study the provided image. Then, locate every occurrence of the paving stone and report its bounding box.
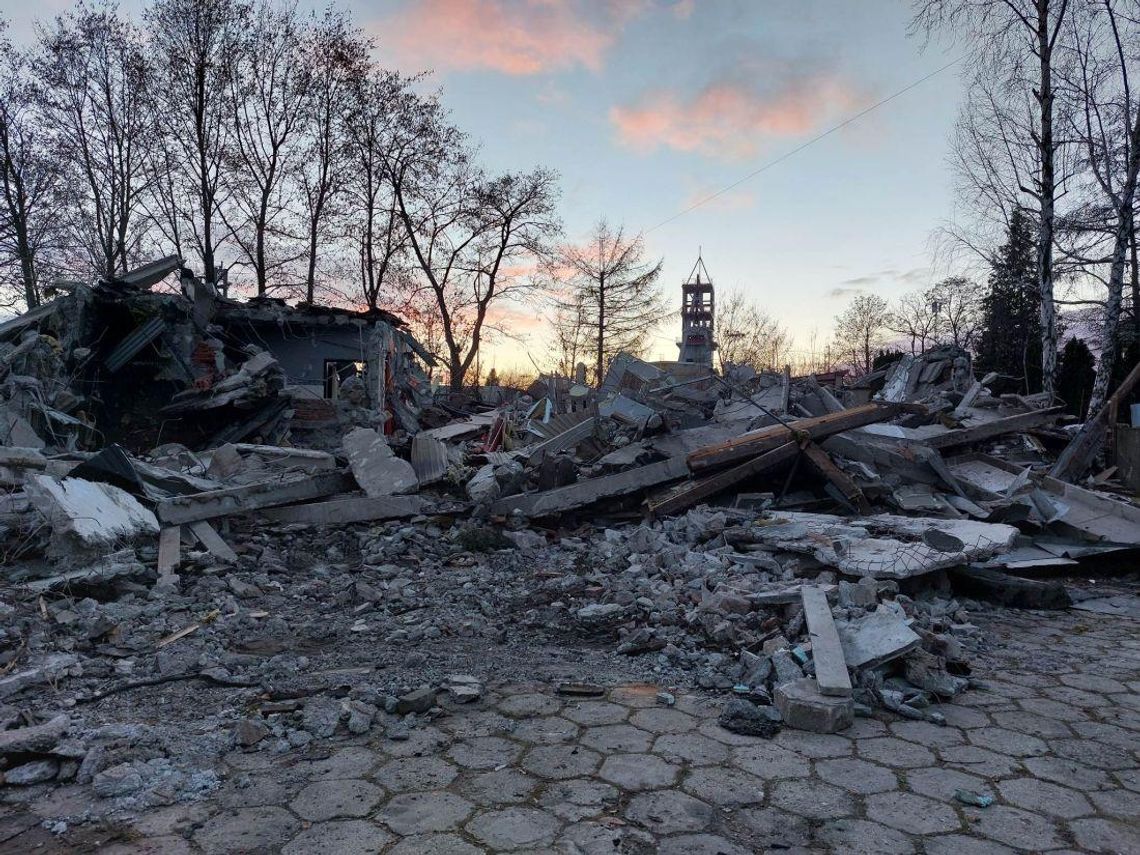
[454,767,537,806]
[558,820,656,854]
[446,736,522,769]
[865,791,960,835]
[696,717,768,746]
[938,744,1023,777]
[382,726,449,757]
[497,692,562,717]
[282,819,394,855]
[1049,736,1135,770]
[628,707,696,733]
[652,732,730,766]
[127,803,212,838]
[465,806,561,849]
[610,685,663,707]
[889,721,964,748]
[1069,720,1138,749]
[289,779,383,821]
[734,806,812,848]
[625,789,714,834]
[597,753,680,790]
[681,766,766,806]
[379,791,474,835]
[509,716,579,744]
[773,729,853,758]
[996,777,1093,819]
[1117,767,1140,792]
[100,838,194,855]
[905,766,989,801]
[969,804,1062,849]
[561,701,628,726]
[989,710,1073,738]
[375,756,458,792]
[538,777,618,821]
[578,724,653,753]
[1060,672,1128,693]
[656,833,750,855]
[816,757,899,794]
[521,744,601,779]
[193,806,300,855]
[774,676,854,733]
[731,743,811,779]
[1017,697,1090,722]
[858,737,936,768]
[922,835,1017,855]
[1088,786,1140,818]
[845,718,889,738]
[387,833,484,855]
[300,746,379,780]
[437,710,512,739]
[217,776,296,809]
[1068,817,1140,852]
[1022,756,1112,790]
[770,779,855,820]
[814,818,915,854]
[1042,685,1105,709]
[934,704,991,729]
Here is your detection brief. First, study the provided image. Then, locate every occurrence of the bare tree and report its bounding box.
[33,3,154,280]
[552,220,666,386]
[298,8,368,304]
[716,287,790,371]
[891,289,943,354]
[1063,0,1140,413]
[834,293,892,374]
[0,24,60,309]
[146,0,250,282]
[929,275,985,348]
[224,0,310,296]
[913,0,1074,394]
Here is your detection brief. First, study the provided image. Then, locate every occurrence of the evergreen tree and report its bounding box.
[975,208,1042,393]
[1056,337,1096,419]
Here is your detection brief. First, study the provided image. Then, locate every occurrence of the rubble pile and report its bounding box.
[3,262,1140,807]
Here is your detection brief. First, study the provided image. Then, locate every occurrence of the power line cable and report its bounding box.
[646,55,964,234]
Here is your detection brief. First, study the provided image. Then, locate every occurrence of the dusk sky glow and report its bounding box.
[2,0,966,374]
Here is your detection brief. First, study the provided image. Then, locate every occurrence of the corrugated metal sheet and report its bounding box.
[410,433,448,484]
[106,316,167,372]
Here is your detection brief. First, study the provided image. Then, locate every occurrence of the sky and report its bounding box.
[1,0,965,375]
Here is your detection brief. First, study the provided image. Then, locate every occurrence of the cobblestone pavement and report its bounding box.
[5,604,1140,854]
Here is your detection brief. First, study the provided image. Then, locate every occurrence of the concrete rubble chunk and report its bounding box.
[835,604,921,669]
[774,677,854,733]
[0,714,70,755]
[24,475,158,546]
[342,427,417,497]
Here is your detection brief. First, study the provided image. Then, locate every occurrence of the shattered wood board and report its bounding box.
[491,456,689,518]
[421,413,498,441]
[801,586,852,697]
[258,495,425,525]
[946,456,1024,497]
[750,512,1019,579]
[156,471,353,525]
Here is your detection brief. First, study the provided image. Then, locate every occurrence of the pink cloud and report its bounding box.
[611,74,868,159]
[382,0,642,76]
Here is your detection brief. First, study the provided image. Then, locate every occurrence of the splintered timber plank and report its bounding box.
[156,471,353,525]
[258,495,425,525]
[157,526,182,576]
[800,442,871,514]
[648,441,800,517]
[687,404,900,472]
[188,520,238,563]
[923,406,1065,450]
[800,585,852,697]
[491,456,690,518]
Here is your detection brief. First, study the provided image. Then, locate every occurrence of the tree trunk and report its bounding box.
[1036,0,1058,396]
[1130,209,1138,340]
[595,272,606,386]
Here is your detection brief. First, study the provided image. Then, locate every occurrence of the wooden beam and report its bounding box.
[800,443,871,514]
[156,471,353,525]
[492,456,689,518]
[801,586,852,697]
[688,404,900,472]
[188,520,238,563]
[953,371,998,417]
[157,526,181,576]
[922,406,1064,450]
[648,441,800,517]
[258,495,425,526]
